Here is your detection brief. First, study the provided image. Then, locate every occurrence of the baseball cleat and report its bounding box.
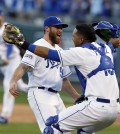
[0,116,8,124]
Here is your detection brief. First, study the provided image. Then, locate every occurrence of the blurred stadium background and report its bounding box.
[0,0,120,134]
[1,0,120,83]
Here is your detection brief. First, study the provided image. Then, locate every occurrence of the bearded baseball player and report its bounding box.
[3,23,120,134]
[4,16,80,133]
[0,10,28,124]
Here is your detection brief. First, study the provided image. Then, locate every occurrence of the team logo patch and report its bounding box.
[24,54,33,59]
[56,17,62,22]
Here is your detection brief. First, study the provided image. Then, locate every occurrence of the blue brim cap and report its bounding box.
[44,16,68,28]
[92,21,119,31]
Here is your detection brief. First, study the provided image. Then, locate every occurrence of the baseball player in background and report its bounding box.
[9,16,80,133]
[0,10,28,124]
[92,21,120,114]
[7,23,120,134]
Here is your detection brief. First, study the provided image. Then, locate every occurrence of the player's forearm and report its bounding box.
[63,78,80,100]
[21,41,60,61]
[10,63,27,83]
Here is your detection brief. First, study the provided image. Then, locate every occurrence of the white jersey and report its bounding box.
[0,22,21,61]
[22,38,71,91]
[58,42,119,100]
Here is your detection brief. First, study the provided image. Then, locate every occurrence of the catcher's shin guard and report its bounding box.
[45,115,58,126]
[45,115,63,133]
[43,126,54,134]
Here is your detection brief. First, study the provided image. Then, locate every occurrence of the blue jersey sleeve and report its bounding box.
[47,49,60,62]
[6,44,13,58]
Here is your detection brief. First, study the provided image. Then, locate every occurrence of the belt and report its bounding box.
[38,87,58,93]
[96,98,119,103]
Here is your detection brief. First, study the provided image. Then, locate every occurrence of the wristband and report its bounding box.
[28,44,36,53]
[19,41,36,53]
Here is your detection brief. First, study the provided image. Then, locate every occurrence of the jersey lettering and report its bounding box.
[45,59,60,69]
[94,47,109,55]
[104,69,115,76]
[60,67,64,78]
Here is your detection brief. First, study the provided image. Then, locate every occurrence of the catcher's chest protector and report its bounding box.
[82,43,114,78]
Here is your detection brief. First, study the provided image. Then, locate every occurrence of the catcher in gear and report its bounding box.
[92,21,120,48]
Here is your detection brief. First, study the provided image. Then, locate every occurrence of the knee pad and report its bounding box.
[45,115,58,126]
[43,126,54,134]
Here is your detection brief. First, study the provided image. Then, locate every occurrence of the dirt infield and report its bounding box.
[0,104,36,123]
[0,104,120,125]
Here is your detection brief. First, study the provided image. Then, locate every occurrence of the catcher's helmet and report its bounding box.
[92,21,120,38]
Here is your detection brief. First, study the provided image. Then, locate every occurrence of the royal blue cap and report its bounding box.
[92,21,120,38]
[44,16,68,28]
[92,21,118,31]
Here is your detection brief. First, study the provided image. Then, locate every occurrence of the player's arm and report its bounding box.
[62,78,80,101]
[2,24,61,61]
[20,41,61,61]
[9,63,29,97]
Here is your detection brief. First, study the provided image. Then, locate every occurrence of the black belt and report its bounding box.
[38,87,58,93]
[96,98,119,103]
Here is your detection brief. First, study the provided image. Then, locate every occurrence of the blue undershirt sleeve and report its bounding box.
[47,49,60,62]
[6,44,13,58]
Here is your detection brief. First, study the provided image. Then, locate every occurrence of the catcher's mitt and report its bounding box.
[2,24,24,46]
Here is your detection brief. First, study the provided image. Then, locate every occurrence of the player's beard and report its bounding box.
[49,30,61,44]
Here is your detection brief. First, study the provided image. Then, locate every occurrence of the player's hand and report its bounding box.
[9,82,20,97]
[109,38,120,48]
[2,23,24,46]
[75,95,87,104]
[0,58,9,66]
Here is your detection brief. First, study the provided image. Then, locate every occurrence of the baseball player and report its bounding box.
[92,21,120,50]
[92,21,120,114]
[0,10,28,124]
[5,23,119,134]
[8,16,80,133]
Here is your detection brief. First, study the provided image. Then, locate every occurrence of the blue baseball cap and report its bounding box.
[92,21,118,31]
[92,21,120,38]
[44,16,68,28]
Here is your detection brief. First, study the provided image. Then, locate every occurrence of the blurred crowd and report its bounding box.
[0,0,120,24]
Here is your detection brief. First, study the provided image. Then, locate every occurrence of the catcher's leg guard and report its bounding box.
[45,115,58,126]
[43,126,54,134]
[45,115,63,133]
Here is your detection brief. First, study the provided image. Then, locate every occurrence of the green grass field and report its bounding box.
[0,84,120,134]
[0,123,120,134]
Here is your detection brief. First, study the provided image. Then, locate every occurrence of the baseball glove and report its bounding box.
[2,24,24,46]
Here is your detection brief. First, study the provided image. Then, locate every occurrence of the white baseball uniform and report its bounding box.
[21,38,71,133]
[52,42,119,133]
[0,22,28,119]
